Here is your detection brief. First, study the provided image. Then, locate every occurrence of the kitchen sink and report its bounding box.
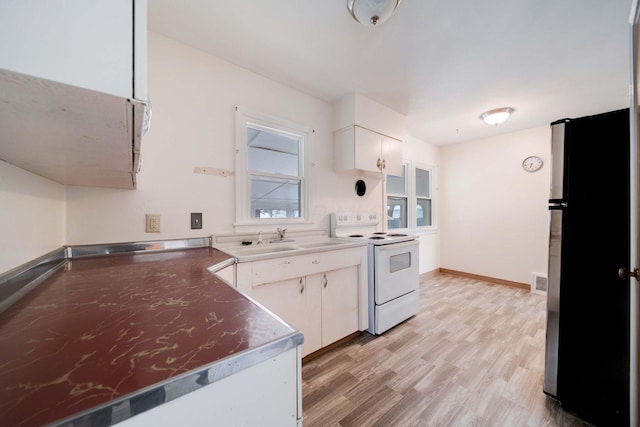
[233,245,299,256]
[297,240,347,249]
[216,238,363,262]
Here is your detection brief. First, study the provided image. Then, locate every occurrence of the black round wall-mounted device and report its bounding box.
[355,179,366,196]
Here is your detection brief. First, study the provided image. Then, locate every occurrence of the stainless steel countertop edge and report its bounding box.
[2,237,305,426]
[66,236,212,258]
[0,238,214,311]
[0,248,67,314]
[46,330,304,427]
[206,256,237,274]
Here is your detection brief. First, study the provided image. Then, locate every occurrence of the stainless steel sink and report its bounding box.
[233,245,298,256]
[216,238,360,262]
[297,240,346,249]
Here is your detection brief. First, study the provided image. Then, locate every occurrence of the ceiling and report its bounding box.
[148,0,633,145]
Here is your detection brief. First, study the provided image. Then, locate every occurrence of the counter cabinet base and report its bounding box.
[117,347,301,427]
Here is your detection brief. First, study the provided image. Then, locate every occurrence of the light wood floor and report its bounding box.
[301,273,593,427]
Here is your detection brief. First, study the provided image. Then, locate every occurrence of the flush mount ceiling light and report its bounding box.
[347,0,403,26]
[480,107,515,126]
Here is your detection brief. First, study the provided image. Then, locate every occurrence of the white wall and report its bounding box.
[0,32,440,276]
[0,161,65,273]
[65,32,385,244]
[439,126,550,284]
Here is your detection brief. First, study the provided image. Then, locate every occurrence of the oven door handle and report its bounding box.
[374,239,418,253]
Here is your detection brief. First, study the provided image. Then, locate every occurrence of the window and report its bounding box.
[386,164,407,229]
[415,167,432,227]
[236,108,311,226]
[385,161,434,230]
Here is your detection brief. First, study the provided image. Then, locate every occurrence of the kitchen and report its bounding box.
[0,0,637,426]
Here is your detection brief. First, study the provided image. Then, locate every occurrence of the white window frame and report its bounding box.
[413,162,435,229]
[384,160,436,232]
[385,163,409,230]
[235,107,312,229]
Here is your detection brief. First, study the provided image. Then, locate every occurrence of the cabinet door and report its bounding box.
[251,278,321,357]
[0,0,136,98]
[381,135,403,177]
[354,126,382,173]
[304,274,323,356]
[320,266,359,346]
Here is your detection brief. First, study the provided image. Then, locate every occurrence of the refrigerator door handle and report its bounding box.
[544,208,563,397]
[549,204,567,210]
[618,267,640,280]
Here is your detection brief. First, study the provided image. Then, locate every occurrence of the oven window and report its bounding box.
[389,252,411,273]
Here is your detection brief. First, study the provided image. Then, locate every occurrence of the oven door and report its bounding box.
[373,240,419,304]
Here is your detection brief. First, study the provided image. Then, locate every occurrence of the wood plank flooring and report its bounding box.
[301,273,593,427]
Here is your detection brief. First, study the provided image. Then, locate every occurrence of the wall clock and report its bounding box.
[522,156,543,172]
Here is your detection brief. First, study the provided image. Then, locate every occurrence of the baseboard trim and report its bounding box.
[419,269,440,281]
[302,331,361,364]
[438,268,529,290]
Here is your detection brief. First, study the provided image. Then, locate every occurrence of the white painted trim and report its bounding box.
[628,3,639,424]
[235,106,313,226]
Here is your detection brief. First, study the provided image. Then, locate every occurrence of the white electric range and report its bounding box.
[330,213,419,335]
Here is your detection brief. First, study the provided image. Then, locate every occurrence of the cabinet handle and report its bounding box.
[300,278,304,294]
[312,260,320,264]
[323,273,328,288]
[382,159,386,170]
[376,158,382,169]
[284,260,292,264]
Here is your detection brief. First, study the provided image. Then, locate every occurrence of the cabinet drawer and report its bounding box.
[251,247,365,287]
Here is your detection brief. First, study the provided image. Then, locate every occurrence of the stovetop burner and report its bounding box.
[330,212,416,245]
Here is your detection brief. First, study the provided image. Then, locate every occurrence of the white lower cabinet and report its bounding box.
[317,267,359,347]
[117,348,299,427]
[237,247,367,357]
[252,276,321,354]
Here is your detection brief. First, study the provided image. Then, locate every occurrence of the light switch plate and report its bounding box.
[191,212,202,229]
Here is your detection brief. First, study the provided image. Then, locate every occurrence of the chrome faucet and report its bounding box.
[277,228,287,240]
[271,228,293,243]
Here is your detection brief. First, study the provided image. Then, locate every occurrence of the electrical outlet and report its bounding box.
[191,212,202,229]
[146,214,161,233]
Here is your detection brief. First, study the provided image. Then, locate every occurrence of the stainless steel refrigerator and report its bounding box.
[545,109,630,425]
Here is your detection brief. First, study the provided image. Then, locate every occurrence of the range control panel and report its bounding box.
[330,213,381,238]
[332,213,379,226]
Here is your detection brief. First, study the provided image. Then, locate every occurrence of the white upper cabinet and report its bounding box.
[0,0,146,100]
[380,134,403,177]
[334,125,403,176]
[0,0,148,189]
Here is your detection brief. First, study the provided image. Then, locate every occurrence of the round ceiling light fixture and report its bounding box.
[347,0,403,26]
[480,107,515,126]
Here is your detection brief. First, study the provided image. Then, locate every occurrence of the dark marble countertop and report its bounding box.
[0,247,302,426]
